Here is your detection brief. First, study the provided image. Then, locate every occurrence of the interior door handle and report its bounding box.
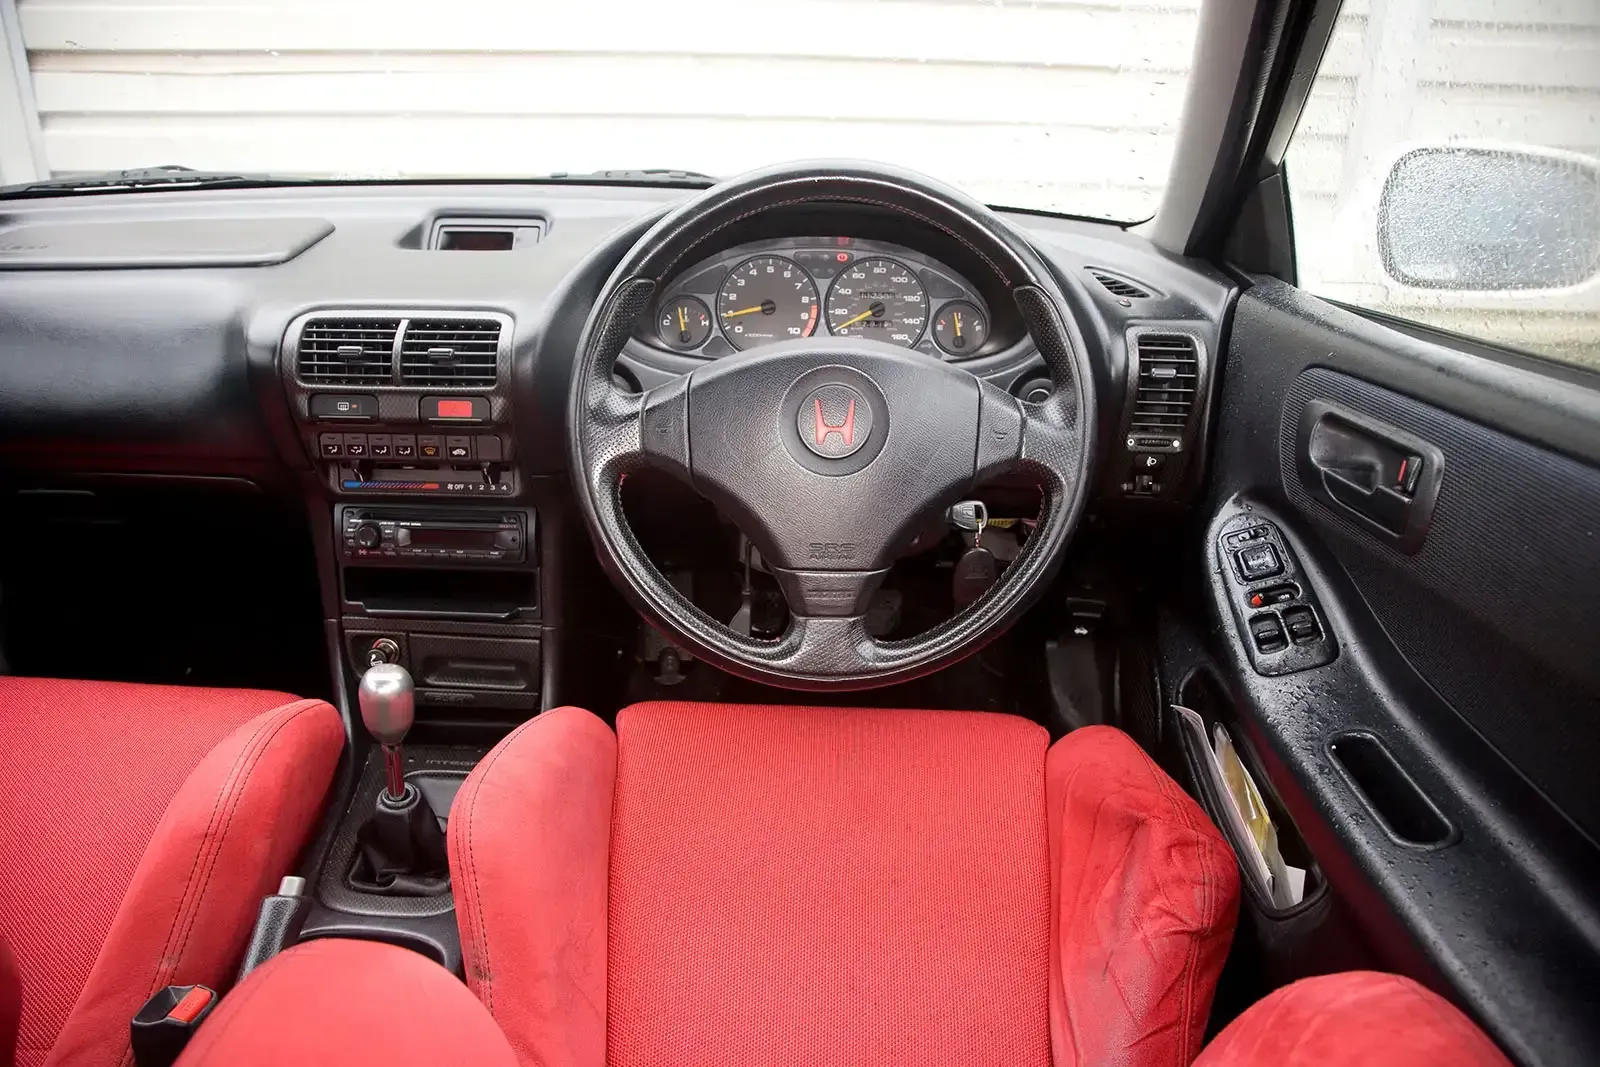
[1296,402,1444,554]
[1321,468,1415,533]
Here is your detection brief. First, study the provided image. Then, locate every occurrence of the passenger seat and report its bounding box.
[0,677,343,1067]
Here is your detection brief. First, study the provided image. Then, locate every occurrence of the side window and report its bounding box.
[1284,0,1600,371]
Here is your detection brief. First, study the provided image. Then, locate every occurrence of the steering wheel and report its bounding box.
[569,161,1096,690]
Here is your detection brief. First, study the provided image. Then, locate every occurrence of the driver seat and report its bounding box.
[449,701,1240,1067]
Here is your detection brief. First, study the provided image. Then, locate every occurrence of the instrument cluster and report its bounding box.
[640,237,994,361]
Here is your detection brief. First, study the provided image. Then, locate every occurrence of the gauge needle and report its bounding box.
[677,306,688,332]
[723,299,776,319]
[835,302,886,330]
[953,311,963,339]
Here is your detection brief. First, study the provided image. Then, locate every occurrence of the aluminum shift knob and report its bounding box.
[359,662,414,747]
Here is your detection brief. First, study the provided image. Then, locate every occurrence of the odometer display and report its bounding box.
[717,256,819,350]
[825,257,927,347]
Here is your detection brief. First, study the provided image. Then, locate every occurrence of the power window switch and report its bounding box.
[1249,614,1288,654]
[1282,606,1322,645]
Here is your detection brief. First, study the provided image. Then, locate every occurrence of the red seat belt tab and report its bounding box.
[130,983,217,1067]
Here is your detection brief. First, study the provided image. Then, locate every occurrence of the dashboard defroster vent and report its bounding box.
[297,318,400,385]
[399,319,501,387]
[1129,333,1200,447]
[1090,270,1153,299]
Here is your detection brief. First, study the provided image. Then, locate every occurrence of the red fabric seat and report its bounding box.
[172,947,1511,1067]
[173,939,518,1067]
[1192,971,1511,1067]
[448,702,1242,1067]
[0,677,344,1067]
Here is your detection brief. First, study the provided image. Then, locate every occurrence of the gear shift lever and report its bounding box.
[359,663,413,801]
[351,662,447,895]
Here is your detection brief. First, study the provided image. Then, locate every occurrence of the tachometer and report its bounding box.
[825,257,927,347]
[717,256,819,350]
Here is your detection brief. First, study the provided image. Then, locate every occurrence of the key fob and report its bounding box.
[952,545,999,609]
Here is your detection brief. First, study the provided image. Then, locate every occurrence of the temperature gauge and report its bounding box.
[657,296,713,350]
[933,301,987,357]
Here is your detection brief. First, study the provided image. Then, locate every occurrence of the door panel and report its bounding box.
[1278,367,1600,837]
[1201,277,1600,1067]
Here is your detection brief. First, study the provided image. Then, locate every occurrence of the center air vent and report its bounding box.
[297,318,399,385]
[399,319,502,387]
[1090,270,1153,299]
[1129,333,1200,447]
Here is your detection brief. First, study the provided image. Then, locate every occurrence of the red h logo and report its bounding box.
[814,397,856,448]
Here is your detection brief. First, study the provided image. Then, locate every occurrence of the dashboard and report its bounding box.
[0,179,1235,512]
[636,237,994,361]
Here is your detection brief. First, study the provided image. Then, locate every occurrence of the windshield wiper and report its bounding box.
[0,165,721,200]
[539,169,718,187]
[0,165,312,199]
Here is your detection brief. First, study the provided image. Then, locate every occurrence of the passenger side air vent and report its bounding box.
[297,318,399,385]
[399,319,501,387]
[1129,333,1200,446]
[1090,270,1153,299]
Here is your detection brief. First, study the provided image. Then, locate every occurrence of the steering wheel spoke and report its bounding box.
[775,613,878,676]
[584,374,694,489]
[974,376,1085,500]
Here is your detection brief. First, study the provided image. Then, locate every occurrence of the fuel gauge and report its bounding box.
[933,301,987,357]
[657,296,713,350]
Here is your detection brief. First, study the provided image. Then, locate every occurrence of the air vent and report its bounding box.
[399,319,501,387]
[297,318,399,385]
[1129,333,1200,443]
[1091,270,1153,299]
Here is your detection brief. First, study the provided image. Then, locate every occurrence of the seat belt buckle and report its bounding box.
[130,984,216,1067]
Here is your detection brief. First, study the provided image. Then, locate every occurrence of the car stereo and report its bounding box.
[340,508,526,564]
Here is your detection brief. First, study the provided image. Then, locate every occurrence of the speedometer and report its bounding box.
[825,257,927,347]
[717,256,820,351]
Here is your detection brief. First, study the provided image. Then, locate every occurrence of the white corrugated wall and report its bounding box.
[10,0,1600,364]
[14,0,1206,223]
[1288,0,1600,367]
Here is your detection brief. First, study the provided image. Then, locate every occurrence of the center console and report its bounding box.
[278,307,553,964]
[281,307,550,714]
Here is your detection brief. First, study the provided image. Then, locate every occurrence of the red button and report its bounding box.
[436,399,475,418]
[167,986,214,1024]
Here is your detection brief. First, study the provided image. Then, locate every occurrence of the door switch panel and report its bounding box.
[1218,518,1338,676]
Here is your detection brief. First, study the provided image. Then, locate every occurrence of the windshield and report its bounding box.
[11,0,1202,221]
